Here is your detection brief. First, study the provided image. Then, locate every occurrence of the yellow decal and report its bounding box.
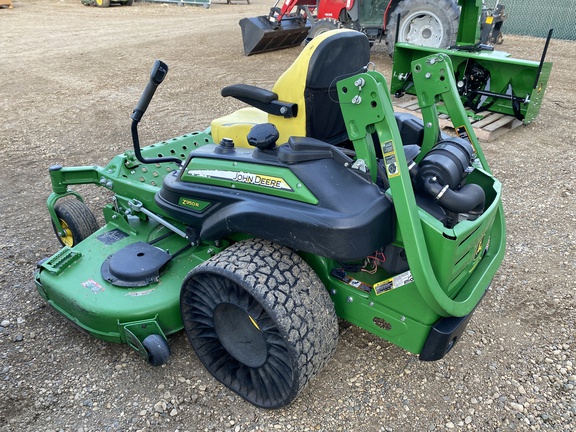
[455,125,477,152]
[382,140,400,178]
[248,315,261,331]
[182,199,200,207]
[373,271,413,295]
[469,235,486,273]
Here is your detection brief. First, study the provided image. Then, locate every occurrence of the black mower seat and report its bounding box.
[211,29,371,148]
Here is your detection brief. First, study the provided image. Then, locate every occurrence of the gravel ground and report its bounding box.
[0,1,575,431]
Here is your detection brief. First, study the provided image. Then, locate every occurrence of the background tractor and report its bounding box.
[240,0,506,56]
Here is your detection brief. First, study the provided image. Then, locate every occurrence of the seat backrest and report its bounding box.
[210,30,371,148]
[271,29,371,145]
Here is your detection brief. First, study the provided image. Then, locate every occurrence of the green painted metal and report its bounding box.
[47,132,214,236]
[302,253,436,355]
[37,54,505,360]
[181,157,319,204]
[391,43,552,124]
[392,0,553,124]
[456,0,483,45]
[39,132,218,347]
[36,221,225,343]
[337,55,506,320]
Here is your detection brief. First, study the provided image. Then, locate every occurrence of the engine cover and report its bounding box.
[156,139,395,261]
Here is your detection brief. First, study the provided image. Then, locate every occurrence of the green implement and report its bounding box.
[391,0,553,124]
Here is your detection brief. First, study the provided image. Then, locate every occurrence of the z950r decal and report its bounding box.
[188,169,293,191]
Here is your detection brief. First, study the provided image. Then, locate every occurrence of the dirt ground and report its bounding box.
[1,1,575,431]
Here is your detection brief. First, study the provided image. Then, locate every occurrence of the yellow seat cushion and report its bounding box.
[210,107,268,148]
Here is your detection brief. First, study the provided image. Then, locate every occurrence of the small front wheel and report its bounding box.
[142,334,171,366]
[95,0,111,7]
[51,199,99,247]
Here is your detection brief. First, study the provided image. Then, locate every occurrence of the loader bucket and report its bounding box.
[240,16,311,56]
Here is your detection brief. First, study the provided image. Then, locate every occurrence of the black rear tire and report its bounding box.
[180,238,339,409]
[51,199,99,247]
[385,0,460,57]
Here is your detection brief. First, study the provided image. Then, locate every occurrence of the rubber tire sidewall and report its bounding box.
[52,199,99,247]
[385,0,460,57]
[142,334,170,366]
[308,18,342,41]
[180,238,339,409]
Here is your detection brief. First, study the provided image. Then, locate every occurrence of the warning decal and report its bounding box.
[381,140,400,178]
[82,279,104,294]
[455,125,476,152]
[373,270,413,296]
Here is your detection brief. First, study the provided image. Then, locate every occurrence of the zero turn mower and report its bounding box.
[36,29,505,408]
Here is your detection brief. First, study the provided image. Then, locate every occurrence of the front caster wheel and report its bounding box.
[180,238,339,409]
[142,334,171,366]
[51,199,99,247]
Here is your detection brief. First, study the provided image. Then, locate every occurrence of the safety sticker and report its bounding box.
[82,279,104,294]
[381,141,394,154]
[382,140,400,178]
[188,169,293,191]
[97,228,128,245]
[330,268,372,293]
[373,270,413,296]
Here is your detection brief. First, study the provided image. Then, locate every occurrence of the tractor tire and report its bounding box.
[124,0,134,6]
[308,18,342,41]
[180,238,339,409]
[51,199,99,247]
[385,0,460,57]
[95,0,110,7]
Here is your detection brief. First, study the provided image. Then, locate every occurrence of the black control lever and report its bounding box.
[131,60,168,123]
[533,29,553,90]
[130,60,181,165]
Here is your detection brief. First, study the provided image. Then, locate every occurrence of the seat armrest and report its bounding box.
[221,84,278,104]
[221,84,298,118]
